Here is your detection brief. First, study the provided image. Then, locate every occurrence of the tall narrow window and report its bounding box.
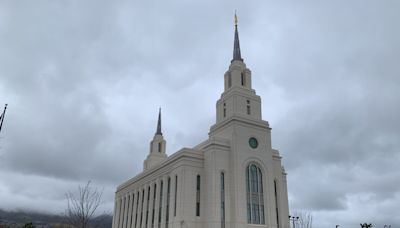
[158,181,163,228]
[241,72,246,86]
[246,100,251,115]
[220,172,225,228]
[135,191,140,228]
[121,197,126,228]
[166,177,171,228]
[158,143,162,152]
[196,175,201,216]
[246,164,265,224]
[174,175,178,216]
[140,189,144,228]
[223,103,226,118]
[228,73,232,88]
[118,198,123,228]
[274,180,280,228]
[152,184,156,228]
[146,187,150,227]
[130,194,135,228]
[125,195,130,228]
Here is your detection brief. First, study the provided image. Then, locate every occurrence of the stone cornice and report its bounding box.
[194,137,231,152]
[218,86,258,100]
[209,115,270,136]
[117,148,203,192]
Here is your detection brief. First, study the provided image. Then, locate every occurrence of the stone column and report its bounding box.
[112,197,119,228]
[132,190,139,228]
[161,176,168,228]
[147,182,155,228]
[137,188,144,228]
[124,195,131,228]
[127,192,134,228]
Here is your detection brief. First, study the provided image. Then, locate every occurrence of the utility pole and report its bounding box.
[289,215,299,228]
[0,104,7,134]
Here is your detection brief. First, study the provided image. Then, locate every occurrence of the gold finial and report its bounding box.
[234,11,238,26]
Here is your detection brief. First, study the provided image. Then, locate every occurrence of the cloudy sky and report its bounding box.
[1,0,399,227]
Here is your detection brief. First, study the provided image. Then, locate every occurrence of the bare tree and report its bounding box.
[65,181,103,228]
[292,211,313,228]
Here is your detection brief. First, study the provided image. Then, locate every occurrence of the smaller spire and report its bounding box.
[232,12,243,62]
[156,108,162,135]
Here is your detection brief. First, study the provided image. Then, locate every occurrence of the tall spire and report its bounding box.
[232,12,243,62]
[156,108,162,135]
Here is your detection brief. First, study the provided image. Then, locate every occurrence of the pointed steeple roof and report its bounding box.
[155,108,162,135]
[232,13,243,62]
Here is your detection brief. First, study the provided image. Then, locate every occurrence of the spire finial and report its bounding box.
[234,10,238,26]
[232,12,243,62]
[156,108,162,135]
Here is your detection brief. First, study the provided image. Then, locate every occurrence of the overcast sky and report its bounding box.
[1,0,399,227]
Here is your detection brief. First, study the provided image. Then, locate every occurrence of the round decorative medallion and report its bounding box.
[249,137,258,149]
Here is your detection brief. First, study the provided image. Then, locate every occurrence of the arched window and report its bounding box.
[246,164,265,224]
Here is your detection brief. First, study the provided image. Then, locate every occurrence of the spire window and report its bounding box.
[241,72,246,86]
[247,100,251,115]
[228,73,232,88]
[223,103,226,118]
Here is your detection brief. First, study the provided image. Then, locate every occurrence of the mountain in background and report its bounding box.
[0,209,112,228]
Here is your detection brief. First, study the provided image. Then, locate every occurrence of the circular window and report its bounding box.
[249,137,258,149]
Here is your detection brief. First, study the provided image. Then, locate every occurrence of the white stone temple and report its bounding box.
[112,17,290,228]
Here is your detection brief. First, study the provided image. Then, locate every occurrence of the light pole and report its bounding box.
[289,215,299,228]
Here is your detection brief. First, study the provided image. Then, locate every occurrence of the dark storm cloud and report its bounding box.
[0,0,399,226]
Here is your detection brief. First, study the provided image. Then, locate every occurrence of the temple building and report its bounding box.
[112,17,290,228]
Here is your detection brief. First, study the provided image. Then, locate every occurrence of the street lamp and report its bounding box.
[288,215,299,228]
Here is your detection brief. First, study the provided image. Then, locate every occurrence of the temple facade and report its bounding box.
[112,18,290,228]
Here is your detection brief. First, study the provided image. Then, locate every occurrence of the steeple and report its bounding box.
[212,15,263,127]
[144,108,167,171]
[156,108,162,135]
[232,13,243,62]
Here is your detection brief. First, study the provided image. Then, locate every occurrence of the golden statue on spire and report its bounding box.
[234,11,238,26]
